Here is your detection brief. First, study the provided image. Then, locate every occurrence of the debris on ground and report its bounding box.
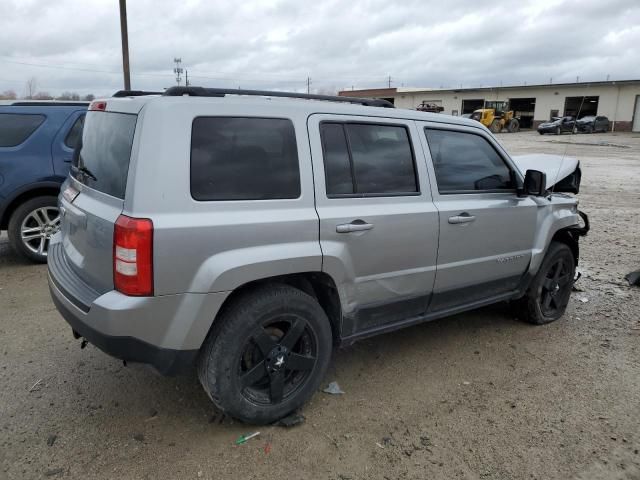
[579,297,589,303]
[263,442,272,454]
[133,433,144,442]
[274,413,305,428]
[29,379,42,392]
[625,270,640,286]
[323,381,345,395]
[235,431,260,445]
[44,468,64,477]
[47,434,57,447]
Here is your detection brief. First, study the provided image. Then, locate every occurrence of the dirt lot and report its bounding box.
[1,130,639,480]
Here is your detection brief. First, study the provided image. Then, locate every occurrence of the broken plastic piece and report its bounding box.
[323,381,345,395]
[625,271,640,286]
[274,413,305,428]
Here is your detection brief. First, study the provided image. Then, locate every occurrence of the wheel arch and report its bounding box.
[207,272,343,346]
[550,227,579,266]
[1,182,62,230]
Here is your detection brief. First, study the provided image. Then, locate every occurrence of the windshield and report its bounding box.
[72,111,137,199]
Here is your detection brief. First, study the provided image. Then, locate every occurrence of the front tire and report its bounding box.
[555,126,561,135]
[197,284,333,424]
[8,196,60,263]
[490,119,502,133]
[516,242,575,325]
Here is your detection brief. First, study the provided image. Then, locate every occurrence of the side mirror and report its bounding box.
[522,169,546,196]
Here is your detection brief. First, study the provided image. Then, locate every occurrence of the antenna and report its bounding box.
[550,88,588,194]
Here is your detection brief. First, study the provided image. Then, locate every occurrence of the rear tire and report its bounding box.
[555,126,561,135]
[515,242,575,325]
[8,196,60,263]
[507,119,520,133]
[197,284,333,424]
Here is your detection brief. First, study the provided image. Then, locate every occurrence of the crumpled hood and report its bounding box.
[511,154,581,192]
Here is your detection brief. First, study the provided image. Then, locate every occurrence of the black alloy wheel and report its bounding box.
[538,256,573,317]
[197,284,332,424]
[515,241,576,325]
[239,316,318,405]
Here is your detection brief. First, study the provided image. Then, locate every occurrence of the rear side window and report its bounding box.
[64,114,85,149]
[424,128,513,193]
[72,111,137,199]
[0,113,45,147]
[191,117,300,201]
[320,122,418,196]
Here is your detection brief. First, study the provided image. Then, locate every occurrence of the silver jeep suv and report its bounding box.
[48,87,589,424]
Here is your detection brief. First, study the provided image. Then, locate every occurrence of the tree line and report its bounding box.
[0,77,95,101]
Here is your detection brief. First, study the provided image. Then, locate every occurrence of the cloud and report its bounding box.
[0,0,637,97]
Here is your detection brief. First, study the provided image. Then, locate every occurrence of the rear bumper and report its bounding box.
[47,241,229,375]
[49,276,197,375]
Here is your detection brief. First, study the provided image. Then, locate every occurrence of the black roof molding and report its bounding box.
[9,101,90,107]
[112,90,163,97]
[162,86,395,108]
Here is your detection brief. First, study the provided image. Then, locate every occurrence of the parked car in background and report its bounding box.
[537,116,575,135]
[48,88,588,424]
[0,101,87,262]
[574,115,609,133]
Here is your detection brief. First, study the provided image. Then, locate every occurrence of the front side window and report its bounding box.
[0,113,45,147]
[320,122,418,196]
[424,128,513,193]
[191,117,300,201]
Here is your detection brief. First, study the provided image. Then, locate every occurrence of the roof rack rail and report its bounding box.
[9,101,90,107]
[112,90,162,97]
[162,86,395,108]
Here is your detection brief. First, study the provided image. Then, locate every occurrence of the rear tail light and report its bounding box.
[113,215,153,296]
[89,100,107,111]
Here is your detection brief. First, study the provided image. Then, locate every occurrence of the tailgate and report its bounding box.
[59,109,137,293]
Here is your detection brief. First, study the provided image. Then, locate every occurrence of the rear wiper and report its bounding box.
[77,165,98,181]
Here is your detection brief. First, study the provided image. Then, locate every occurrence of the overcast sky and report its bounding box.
[1,0,638,97]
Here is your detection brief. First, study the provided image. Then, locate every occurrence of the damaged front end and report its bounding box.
[511,154,582,193]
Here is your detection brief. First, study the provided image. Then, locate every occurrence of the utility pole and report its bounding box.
[387,75,392,88]
[173,58,183,85]
[119,0,131,90]
[185,69,190,87]
[306,77,311,94]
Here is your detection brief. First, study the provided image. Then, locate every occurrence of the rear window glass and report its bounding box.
[72,111,137,199]
[191,117,300,201]
[0,113,45,147]
[64,114,85,149]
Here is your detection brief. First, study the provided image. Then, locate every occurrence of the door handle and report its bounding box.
[63,156,72,163]
[448,213,476,224]
[336,220,374,233]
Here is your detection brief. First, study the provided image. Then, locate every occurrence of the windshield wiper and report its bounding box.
[77,165,98,181]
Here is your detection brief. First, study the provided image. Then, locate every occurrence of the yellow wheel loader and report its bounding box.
[470,101,520,133]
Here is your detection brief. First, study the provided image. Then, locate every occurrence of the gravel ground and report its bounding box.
[1,130,639,480]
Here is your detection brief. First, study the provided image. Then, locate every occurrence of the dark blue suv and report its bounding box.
[0,101,87,262]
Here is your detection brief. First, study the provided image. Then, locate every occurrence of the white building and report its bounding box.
[339,80,640,132]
